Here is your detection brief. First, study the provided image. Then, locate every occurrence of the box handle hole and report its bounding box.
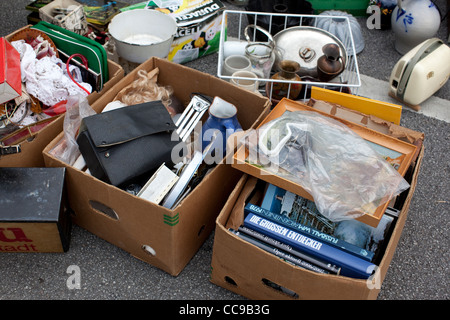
[197,224,205,236]
[261,278,299,299]
[224,276,237,286]
[89,200,119,220]
[142,245,156,256]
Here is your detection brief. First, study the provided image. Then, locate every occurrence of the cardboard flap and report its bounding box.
[225,175,259,230]
[82,101,177,147]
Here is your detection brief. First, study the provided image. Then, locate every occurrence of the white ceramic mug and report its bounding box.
[222,55,252,77]
[231,70,259,93]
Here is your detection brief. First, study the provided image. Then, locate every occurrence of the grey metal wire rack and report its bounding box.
[217,10,362,100]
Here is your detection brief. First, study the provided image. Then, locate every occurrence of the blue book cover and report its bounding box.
[260,184,377,261]
[247,202,375,262]
[243,212,376,279]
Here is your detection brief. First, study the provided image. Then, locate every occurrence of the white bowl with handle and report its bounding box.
[109,9,178,63]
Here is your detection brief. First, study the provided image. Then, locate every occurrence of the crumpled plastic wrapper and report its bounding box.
[242,110,410,222]
[49,94,96,166]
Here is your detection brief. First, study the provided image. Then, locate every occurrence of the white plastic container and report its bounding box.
[108,9,178,63]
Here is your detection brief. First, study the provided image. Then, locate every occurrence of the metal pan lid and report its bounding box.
[273,26,347,77]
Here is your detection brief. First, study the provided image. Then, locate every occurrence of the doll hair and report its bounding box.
[114,68,175,115]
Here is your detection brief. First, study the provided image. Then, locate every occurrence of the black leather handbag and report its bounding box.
[76,101,180,187]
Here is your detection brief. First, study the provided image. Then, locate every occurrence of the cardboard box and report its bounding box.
[211,151,423,299]
[39,0,88,35]
[0,26,125,168]
[43,57,271,276]
[210,95,424,299]
[0,167,71,253]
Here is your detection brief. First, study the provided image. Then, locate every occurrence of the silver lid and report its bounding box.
[273,26,347,77]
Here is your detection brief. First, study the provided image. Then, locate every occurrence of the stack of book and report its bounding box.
[231,183,399,279]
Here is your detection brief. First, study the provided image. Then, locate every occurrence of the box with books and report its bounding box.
[239,183,399,279]
[210,93,424,300]
[211,161,420,299]
[258,184,398,265]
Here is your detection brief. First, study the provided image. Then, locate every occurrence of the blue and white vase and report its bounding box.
[391,0,441,54]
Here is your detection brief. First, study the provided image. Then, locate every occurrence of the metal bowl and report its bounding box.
[273,26,347,78]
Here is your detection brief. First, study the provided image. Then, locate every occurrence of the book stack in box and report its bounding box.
[231,183,398,279]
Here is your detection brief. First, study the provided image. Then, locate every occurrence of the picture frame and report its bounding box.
[232,98,417,227]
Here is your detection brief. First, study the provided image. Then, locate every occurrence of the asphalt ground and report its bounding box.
[0,0,448,305]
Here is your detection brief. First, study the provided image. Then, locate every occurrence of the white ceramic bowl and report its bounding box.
[222,55,252,77]
[108,9,178,63]
[231,70,259,92]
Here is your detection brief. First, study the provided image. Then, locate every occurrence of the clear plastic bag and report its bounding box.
[49,94,96,165]
[243,110,410,221]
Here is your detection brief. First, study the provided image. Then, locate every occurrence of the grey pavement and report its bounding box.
[0,0,448,302]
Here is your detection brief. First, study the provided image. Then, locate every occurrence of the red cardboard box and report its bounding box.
[0,37,21,105]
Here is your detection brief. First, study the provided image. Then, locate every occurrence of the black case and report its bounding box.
[76,101,181,187]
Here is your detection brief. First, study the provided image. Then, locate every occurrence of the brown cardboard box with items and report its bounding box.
[0,26,124,168]
[43,57,271,276]
[210,90,424,300]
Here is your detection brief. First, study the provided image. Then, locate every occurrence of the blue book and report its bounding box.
[246,202,375,262]
[243,212,377,279]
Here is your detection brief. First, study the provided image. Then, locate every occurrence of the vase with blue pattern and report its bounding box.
[391,0,441,54]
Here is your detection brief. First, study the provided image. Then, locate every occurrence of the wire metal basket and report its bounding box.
[217,10,362,101]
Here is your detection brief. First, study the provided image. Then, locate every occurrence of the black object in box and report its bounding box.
[0,167,71,252]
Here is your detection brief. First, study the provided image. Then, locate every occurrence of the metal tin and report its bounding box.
[273,26,347,78]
